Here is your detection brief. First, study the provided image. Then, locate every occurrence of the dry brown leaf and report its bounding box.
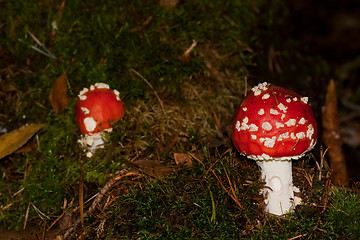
[50,72,69,113]
[0,123,45,160]
[132,159,177,178]
[14,141,37,154]
[159,0,180,8]
[322,79,348,186]
[174,153,192,165]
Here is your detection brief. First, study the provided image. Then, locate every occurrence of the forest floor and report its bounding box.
[0,0,360,239]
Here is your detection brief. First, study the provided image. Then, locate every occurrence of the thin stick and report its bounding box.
[31,203,50,219]
[187,152,205,169]
[211,170,243,209]
[27,31,57,60]
[288,234,307,240]
[223,166,241,208]
[23,202,30,230]
[179,39,197,61]
[130,68,167,117]
[47,211,66,231]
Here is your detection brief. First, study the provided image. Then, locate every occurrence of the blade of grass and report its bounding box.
[209,190,216,223]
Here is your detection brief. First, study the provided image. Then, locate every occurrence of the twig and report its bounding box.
[223,166,241,208]
[187,152,205,169]
[316,147,329,181]
[63,170,139,239]
[31,203,50,220]
[12,187,25,198]
[179,39,197,61]
[302,169,314,187]
[47,211,66,231]
[24,203,30,230]
[287,234,307,240]
[27,31,57,60]
[130,68,167,117]
[321,178,332,214]
[211,170,243,209]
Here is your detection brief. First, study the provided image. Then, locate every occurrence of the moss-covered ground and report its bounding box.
[1,0,359,239]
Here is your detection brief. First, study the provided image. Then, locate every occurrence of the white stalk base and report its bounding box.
[256,160,295,216]
[78,133,105,158]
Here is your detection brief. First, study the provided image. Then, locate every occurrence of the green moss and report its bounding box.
[326,188,360,238]
[90,155,260,239]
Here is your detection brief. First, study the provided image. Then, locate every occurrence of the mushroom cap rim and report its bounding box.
[241,140,317,161]
[244,153,304,161]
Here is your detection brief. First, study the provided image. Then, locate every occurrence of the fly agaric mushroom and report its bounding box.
[76,83,125,157]
[232,82,317,215]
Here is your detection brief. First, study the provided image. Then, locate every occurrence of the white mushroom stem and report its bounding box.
[78,133,106,158]
[256,160,295,216]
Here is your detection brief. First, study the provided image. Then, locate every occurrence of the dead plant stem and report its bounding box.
[130,68,167,117]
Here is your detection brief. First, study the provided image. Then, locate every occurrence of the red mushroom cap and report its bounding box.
[76,83,125,135]
[232,82,317,160]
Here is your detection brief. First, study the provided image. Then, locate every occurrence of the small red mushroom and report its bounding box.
[232,82,317,215]
[76,83,125,157]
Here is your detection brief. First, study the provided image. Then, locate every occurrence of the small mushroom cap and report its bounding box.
[76,83,125,135]
[232,82,317,160]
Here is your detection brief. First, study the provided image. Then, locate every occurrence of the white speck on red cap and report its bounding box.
[95,83,110,89]
[262,93,270,99]
[277,103,287,113]
[235,120,241,132]
[81,107,90,115]
[299,117,306,125]
[252,82,269,96]
[285,119,296,127]
[262,122,272,131]
[78,87,89,100]
[249,124,259,131]
[84,117,97,132]
[307,124,314,139]
[296,132,305,139]
[270,109,279,115]
[301,97,308,104]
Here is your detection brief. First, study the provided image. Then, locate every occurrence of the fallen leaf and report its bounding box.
[14,141,37,154]
[322,79,348,186]
[174,153,192,165]
[50,72,69,113]
[132,159,178,178]
[0,123,45,160]
[159,0,180,8]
